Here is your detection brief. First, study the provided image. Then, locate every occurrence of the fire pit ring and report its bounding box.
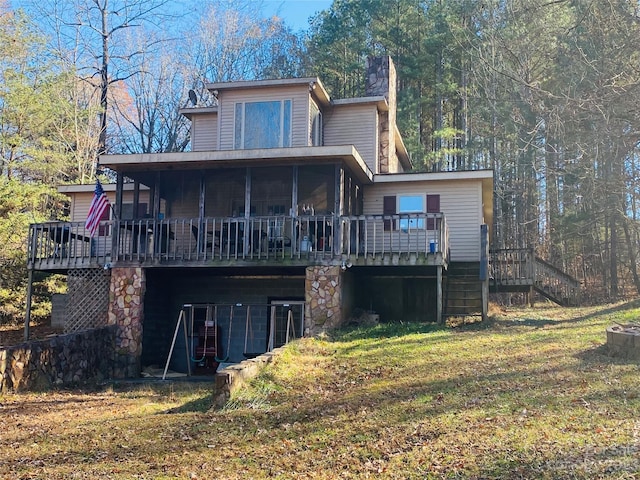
[606,324,640,360]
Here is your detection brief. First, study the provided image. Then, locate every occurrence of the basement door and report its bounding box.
[267,300,305,351]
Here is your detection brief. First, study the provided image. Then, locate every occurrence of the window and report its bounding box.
[398,195,425,231]
[383,194,441,231]
[234,100,292,149]
[310,100,322,146]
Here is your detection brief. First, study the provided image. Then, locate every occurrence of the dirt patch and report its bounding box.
[0,323,64,348]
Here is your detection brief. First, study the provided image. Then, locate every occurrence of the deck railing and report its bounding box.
[490,248,581,306]
[27,221,110,269]
[340,213,448,264]
[489,248,534,286]
[28,213,448,269]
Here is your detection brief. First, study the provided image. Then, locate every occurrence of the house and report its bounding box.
[27,57,494,378]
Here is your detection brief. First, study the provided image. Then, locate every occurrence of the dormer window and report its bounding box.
[234,100,292,149]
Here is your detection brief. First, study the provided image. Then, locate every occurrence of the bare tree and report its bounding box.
[26,0,179,158]
[109,29,191,153]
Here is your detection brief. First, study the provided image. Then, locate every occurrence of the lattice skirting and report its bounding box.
[65,268,111,333]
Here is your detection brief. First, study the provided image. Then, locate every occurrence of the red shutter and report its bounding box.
[383,195,396,231]
[426,194,440,230]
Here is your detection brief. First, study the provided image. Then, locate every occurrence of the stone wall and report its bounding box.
[108,267,146,378]
[305,266,345,335]
[213,347,284,408]
[0,326,116,392]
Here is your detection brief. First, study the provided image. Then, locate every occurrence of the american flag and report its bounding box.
[85,179,110,237]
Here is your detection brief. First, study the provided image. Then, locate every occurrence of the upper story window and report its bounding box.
[234,100,292,149]
[398,195,425,230]
[310,100,323,146]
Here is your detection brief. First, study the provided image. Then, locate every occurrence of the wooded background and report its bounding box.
[2,0,640,323]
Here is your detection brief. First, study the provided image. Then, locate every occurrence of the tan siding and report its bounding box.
[192,114,218,151]
[68,191,149,223]
[364,179,483,261]
[218,86,309,150]
[167,180,199,219]
[324,105,378,173]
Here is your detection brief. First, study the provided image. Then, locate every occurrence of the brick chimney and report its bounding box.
[365,56,397,173]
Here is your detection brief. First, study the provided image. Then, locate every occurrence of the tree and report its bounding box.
[26,0,178,157]
[0,5,81,324]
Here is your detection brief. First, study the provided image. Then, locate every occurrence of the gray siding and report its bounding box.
[218,86,310,150]
[364,179,484,261]
[192,113,218,151]
[324,104,378,173]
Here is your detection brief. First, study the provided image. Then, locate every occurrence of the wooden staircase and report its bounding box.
[489,249,580,307]
[532,256,580,306]
[443,262,484,319]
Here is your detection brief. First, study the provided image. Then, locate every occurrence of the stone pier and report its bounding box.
[305,265,345,335]
[108,267,146,378]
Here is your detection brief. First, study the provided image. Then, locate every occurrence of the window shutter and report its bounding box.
[383,195,396,231]
[426,194,440,230]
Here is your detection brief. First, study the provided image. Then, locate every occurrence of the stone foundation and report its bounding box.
[108,267,145,378]
[305,265,344,335]
[0,326,116,392]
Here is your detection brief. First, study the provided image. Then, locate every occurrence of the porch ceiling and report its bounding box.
[100,146,374,184]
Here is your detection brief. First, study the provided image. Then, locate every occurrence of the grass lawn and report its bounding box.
[2,301,639,479]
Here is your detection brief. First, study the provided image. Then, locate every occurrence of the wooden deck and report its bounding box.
[28,214,449,271]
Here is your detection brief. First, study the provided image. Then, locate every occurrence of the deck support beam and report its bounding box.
[482,279,488,321]
[436,265,443,324]
[529,285,535,308]
[24,269,34,341]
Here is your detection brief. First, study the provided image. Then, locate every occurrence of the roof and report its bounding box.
[57,183,149,194]
[100,145,374,184]
[206,77,332,107]
[178,106,218,119]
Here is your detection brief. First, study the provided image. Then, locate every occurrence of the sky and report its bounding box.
[261,0,333,31]
[8,0,334,34]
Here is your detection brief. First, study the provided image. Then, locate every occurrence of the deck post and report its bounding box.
[244,168,251,254]
[482,280,489,321]
[334,164,344,254]
[199,174,206,220]
[133,180,140,217]
[292,165,298,214]
[437,265,443,324]
[112,172,124,260]
[529,285,535,308]
[24,268,34,341]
